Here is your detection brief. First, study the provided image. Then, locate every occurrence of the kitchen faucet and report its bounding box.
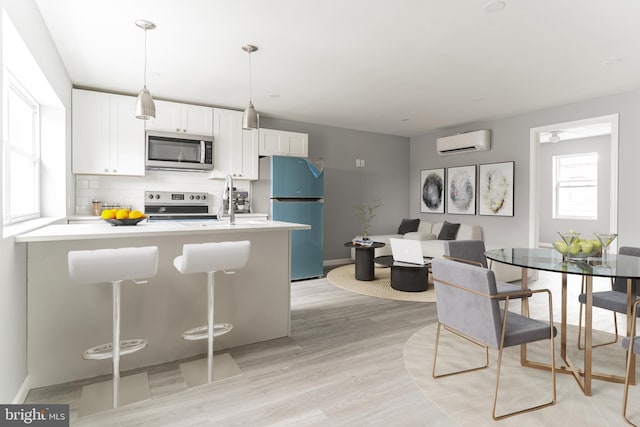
[224,174,235,225]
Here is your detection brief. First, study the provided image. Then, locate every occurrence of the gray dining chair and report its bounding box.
[431,257,556,420]
[622,298,640,426]
[577,246,640,350]
[443,240,529,297]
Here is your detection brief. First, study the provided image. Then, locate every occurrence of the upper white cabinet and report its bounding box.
[258,128,308,157]
[146,100,213,136]
[209,108,259,180]
[72,89,145,176]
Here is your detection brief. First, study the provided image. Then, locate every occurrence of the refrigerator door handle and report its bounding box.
[273,198,323,202]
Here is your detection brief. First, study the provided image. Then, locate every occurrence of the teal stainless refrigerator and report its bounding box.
[261,156,324,280]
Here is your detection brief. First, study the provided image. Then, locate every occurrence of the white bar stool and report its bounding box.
[173,240,250,386]
[68,246,158,415]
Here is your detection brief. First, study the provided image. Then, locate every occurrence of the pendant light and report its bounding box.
[242,44,259,130]
[135,20,156,120]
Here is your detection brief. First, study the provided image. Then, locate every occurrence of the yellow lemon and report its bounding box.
[129,210,145,219]
[115,209,129,220]
[101,209,116,220]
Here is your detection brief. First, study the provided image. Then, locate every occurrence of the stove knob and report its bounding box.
[190,195,195,200]
[195,195,200,200]
[148,194,154,200]
[155,194,160,199]
[202,195,207,200]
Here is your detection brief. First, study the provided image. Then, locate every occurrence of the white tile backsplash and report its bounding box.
[74,170,250,215]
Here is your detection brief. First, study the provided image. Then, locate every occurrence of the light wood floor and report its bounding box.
[26,272,450,426]
[24,267,631,426]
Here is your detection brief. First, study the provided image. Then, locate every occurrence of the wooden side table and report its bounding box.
[344,241,386,281]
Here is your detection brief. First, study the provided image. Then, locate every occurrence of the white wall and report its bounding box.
[0,0,72,403]
[410,90,640,248]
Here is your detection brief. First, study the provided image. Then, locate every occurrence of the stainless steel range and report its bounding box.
[144,191,218,222]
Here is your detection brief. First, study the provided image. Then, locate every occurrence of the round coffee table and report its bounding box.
[374,255,431,292]
[344,241,385,281]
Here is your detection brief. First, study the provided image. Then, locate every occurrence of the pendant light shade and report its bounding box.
[135,20,156,120]
[135,86,156,120]
[242,101,259,130]
[242,44,259,130]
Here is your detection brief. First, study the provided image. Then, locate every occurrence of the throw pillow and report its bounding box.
[437,221,460,240]
[397,218,420,235]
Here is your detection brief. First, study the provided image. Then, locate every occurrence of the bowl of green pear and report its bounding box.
[553,231,602,260]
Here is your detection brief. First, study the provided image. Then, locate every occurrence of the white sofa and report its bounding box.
[356,221,481,258]
[351,220,521,283]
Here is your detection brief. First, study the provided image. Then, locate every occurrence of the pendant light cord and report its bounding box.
[143,28,148,89]
[248,50,253,103]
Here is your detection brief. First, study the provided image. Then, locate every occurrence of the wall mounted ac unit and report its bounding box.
[436,130,490,155]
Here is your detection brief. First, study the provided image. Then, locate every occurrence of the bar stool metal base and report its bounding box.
[83,339,148,360]
[182,323,233,341]
[179,353,242,388]
[78,372,150,417]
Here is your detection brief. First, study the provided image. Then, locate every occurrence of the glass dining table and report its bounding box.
[485,247,640,396]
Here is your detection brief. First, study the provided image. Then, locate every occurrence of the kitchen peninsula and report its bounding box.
[16,219,309,388]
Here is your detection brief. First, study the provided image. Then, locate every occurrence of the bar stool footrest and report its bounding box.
[82,339,148,360]
[182,323,233,341]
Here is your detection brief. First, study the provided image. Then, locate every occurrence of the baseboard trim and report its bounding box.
[324,258,352,267]
[12,375,30,404]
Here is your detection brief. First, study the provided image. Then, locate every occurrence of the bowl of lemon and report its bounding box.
[553,230,601,260]
[101,208,147,226]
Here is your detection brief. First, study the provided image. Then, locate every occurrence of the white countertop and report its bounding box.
[16,219,309,243]
[67,212,269,221]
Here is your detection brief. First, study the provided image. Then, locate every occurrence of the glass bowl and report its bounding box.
[554,231,601,259]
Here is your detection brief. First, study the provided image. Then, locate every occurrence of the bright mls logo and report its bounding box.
[1,405,68,426]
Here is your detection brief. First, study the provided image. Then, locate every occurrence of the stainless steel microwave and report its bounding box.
[146,130,213,171]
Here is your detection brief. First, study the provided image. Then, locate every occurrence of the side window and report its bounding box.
[553,152,598,220]
[2,69,40,224]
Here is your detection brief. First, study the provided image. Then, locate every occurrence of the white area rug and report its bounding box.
[326,264,435,302]
[403,322,640,426]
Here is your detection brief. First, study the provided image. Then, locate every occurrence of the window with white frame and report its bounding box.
[2,68,40,224]
[553,152,598,220]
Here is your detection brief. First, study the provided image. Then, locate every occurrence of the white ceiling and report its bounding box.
[34,0,640,137]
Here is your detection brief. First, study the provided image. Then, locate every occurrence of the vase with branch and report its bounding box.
[354,198,382,241]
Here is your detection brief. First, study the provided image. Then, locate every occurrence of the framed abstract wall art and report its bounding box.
[446,165,476,215]
[420,168,445,213]
[479,161,514,216]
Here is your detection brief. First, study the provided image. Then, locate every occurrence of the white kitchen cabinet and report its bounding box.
[145,100,213,136]
[72,89,145,176]
[209,108,259,180]
[258,128,308,157]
